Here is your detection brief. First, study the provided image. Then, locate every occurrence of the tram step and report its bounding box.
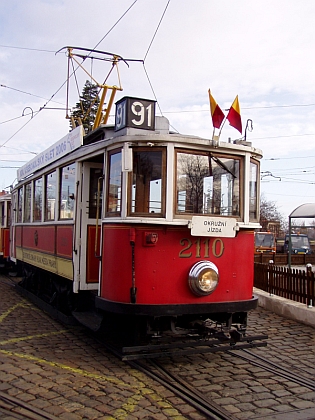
[72,310,104,332]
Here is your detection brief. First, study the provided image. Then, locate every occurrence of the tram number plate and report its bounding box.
[190,216,237,238]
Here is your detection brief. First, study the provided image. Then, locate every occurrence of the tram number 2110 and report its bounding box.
[179,238,225,259]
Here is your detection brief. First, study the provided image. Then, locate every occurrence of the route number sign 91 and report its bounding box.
[115,97,156,131]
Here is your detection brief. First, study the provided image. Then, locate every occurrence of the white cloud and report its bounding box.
[0,0,315,215]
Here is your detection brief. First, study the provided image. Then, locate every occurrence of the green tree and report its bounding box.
[70,80,100,134]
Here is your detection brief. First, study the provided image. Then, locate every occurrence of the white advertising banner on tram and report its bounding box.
[17,125,83,181]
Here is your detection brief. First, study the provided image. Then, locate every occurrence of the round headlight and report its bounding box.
[188,261,219,296]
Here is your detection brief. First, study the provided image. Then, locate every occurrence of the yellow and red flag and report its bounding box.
[208,90,225,129]
[227,95,242,133]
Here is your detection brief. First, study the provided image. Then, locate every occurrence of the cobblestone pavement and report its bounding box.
[0,276,201,420]
[163,309,315,419]
[1,274,315,420]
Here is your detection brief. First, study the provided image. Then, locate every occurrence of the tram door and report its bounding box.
[78,162,103,290]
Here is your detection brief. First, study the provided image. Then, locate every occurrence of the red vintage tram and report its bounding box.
[0,191,11,268]
[10,54,266,356]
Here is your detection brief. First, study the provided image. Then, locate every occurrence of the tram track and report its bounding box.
[126,347,315,420]
[0,273,18,287]
[0,391,59,420]
[128,358,235,420]
[228,348,315,391]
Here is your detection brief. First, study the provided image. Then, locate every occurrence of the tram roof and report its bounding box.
[16,116,262,184]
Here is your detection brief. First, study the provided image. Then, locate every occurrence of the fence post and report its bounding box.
[306,264,313,308]
[269,260,274,296]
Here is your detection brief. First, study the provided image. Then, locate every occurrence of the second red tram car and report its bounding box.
[0,191,11,268]
[10,95,265,356]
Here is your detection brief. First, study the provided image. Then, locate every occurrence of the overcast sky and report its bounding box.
[1,0,314,220]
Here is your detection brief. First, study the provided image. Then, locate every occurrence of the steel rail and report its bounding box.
[228,349,315,391]
[128,359,235,420]
[0,391,59,420]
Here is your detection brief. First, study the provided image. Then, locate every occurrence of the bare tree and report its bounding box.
[260,194,286,235]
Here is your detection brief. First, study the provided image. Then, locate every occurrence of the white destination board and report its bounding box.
[190,216,237,237]
[17,125,84,181]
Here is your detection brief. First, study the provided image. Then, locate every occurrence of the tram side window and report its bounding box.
[89,167,103,219]
[0,202,4,227]
[45,171,57,221]
[249,160,259,221]
[7,201,11,226]
[176,151,240,216]
[129,148,165,216]
[34,178,43,221]
[17,187,23,223]
[106,150,122,215]
[59,164,76,220]
[24,183,32,222]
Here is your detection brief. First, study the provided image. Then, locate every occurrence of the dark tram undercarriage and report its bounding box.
[16,263,267,359]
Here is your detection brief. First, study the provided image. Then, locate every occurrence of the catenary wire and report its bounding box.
[91,0,138,52]
[0,84,65,105]
[143,0,170,61]
[142,0,171,118]
[0,2,139,149]
[0,44,55,53]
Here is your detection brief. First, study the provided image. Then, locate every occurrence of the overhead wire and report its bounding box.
[0,84,65,105]
[0,145,37,155]
[142,0,171,119]
[265,155,315,161]
[91,0,138,52]
[2,1,314,164]
[63,0,139,124]
[0,44,55,53]
[0,1,139,150]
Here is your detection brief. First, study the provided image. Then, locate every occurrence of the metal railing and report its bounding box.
[254,262,315,307]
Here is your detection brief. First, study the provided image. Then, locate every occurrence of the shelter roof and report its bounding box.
[289,203,315,219]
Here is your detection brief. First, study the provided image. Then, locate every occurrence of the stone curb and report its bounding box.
[254,287,315,329]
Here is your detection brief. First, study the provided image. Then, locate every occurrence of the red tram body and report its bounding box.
[9,92,265,356]
[0,192,11,263]
[100,226,254,305]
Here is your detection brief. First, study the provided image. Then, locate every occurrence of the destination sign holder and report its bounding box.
[189,216,238,238]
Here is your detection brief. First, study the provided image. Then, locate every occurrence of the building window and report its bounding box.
[176,150,241,216]
[45,171,57,221]
[59,164,76,220]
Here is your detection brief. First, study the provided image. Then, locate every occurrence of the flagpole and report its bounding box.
[218,114,228,138]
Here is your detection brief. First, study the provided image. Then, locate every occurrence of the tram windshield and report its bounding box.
[176,151,240,216]
[129,148,165,215]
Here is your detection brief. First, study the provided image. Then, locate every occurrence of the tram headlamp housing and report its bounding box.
[188,261,219,296]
